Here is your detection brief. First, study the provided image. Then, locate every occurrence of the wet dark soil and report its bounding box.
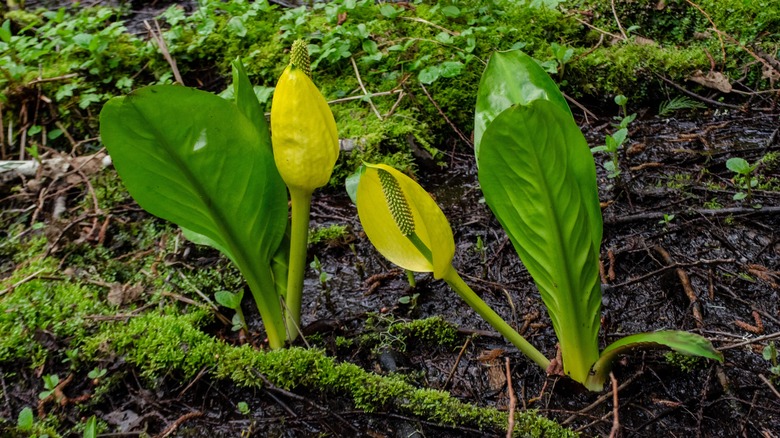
[4,111,778,437]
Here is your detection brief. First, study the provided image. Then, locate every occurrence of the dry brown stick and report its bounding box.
[384,90,406,119]
[350,57,382,120]
[563,92,598,123]
[654,73,743,110]
[26,73,79,86]
[718,331,780,350]
[156,411,203,438]
[758,374,780,400]
[610,0,628,40]
[418,82,473,147]
[0,268,45,296]
[712,29,780,77]
[684,0,726,65]
[605,206,780,226]
[611,258,734,288]
[570,15,622,40]
[562,371,642,425]
[144,20,184,85]
[400,16,459,36]
[443,336,472,389]
[608,372,620,438]
[505,357,516,438]
[0,102,5,159]
[654,246,704,327]
[327,89,402,105]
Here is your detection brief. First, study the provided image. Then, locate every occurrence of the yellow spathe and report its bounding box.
[270,60,338,192]
[357,163,455,279]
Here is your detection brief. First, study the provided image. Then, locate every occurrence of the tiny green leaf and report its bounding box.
[726,157,751,175]
[215,291,240,309]
[17,407,34,431]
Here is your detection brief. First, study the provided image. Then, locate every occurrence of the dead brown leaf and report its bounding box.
[688,70,732,93]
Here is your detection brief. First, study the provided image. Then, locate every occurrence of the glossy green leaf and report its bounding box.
[356,163,454,279]
[475,49,601,252]
[232,58,271,145]
[100,84,288,347]
[474,49,571,158]
[586,330,723,391]
[478,100,601,384]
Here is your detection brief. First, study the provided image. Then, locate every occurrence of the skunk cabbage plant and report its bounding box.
[356,50,722,391]
[475,50,722,390]
[100,41,337,348]
[270,40,339,340]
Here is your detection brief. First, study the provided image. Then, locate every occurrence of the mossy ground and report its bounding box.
[1,0,779,436]
[0,224,575,436]
[2,0,777,179]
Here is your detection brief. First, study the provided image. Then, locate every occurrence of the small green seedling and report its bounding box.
[87,367,107,382]
[39,374,60,400]
[237,401,250,415]
[309,256,332,290]
[549,42,574,78]
[591,95,637,180]
[398,292,420,309]
[17,407,34,431]
[214,290,247,332]
[764,342,779,380]
[658,214,675,226]
[726,157,758,201]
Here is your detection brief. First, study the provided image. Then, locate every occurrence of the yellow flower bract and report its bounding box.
[270,64,338,192]
[357,164,455,279]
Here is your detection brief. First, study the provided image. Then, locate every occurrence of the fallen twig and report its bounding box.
[144,20,183,85]
[604,206,780,225]
[610,0,628,41]
[419,82,473,148]
[156,411,203,438]
[654,73,743,110]
[505,357,516,438]
[758,374,780,400]
[608,372,620,438]
[718,331,780,350]
[349,57,382,120]
[562,371,642,425]
[443,336,472,389]
[654,246,704,327]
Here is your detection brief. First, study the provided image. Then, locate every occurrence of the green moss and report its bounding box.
[664,351,705,372]
[308,224,350,246]
[360,314,459,353]
[84,312,574,436]
[0,256,111,368]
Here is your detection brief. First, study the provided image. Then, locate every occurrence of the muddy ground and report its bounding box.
[2,109,779,437]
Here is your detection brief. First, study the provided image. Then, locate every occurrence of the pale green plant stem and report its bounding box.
[441,267,551,371]
[243,260,286,349]
[285,188,313,340]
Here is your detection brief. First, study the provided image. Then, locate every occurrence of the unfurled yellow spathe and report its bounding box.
[356,163,455,279]
[270,40,338,192]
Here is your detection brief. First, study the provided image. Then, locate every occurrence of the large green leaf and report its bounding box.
[99,85,288,347]
[477,100,601,384]
[586,330,723,391]
[474,49,602,252]
[474,49,571,158]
